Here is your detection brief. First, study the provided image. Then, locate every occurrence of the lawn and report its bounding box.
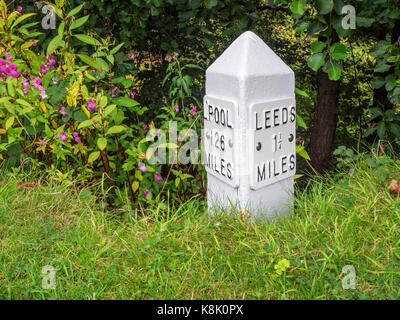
[0,156,399,299]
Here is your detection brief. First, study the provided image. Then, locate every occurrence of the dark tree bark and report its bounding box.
[308,69,340,173]
[307,25,341,173]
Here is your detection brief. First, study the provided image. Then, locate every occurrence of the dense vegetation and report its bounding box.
[1,0,399,208]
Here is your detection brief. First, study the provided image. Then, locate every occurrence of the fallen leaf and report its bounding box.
[388,179,400,195]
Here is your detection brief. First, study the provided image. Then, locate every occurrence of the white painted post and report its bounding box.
[203,31,296,220]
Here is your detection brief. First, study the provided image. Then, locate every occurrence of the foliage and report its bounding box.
[0,1,204,209]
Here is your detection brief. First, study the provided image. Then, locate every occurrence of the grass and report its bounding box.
[0,155,399,299]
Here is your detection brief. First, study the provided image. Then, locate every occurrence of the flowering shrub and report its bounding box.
[0,1,205,209]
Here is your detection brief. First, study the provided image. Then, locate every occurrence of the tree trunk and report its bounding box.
[308,69,340,173]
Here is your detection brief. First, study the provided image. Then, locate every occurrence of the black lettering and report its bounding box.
[282,107,288,124]
[214,107,219,124]
[255,112,262,131]
[220,158,225,177]
[208,105,213,120]
[268,160,271,178]
[265,110,271,129]
[273,108,280,127]
[227,163,232,179]
[227,110,233,128]
[290,154,295,170]
[273,159,279,177]
[220,109,226,126]
[281,156,287,174]
[290,106,296,122]
[257,163,266,182]
[206,152,211,168]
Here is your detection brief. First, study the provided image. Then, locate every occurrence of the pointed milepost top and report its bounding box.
[206,31,293,80]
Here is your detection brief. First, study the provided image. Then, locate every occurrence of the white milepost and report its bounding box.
[203,31,296,219]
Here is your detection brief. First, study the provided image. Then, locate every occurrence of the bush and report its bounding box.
[0,1,204,209]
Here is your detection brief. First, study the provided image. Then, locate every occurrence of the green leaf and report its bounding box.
[97,137,107,150]
[58,21,65,37]
[315,0,334,14]
[296,146,310,160]
[307,53,326,71]
[372,77,385,89]
[370,41,390,58]
[77,119,93,129]
[106,125,126,135]
[311,41,326,53]
[132,181,139,192]
[11,13,36,31]
[295,87,309,97]
[104,104,116,117]
[390,123,400,138]
[77,54,106,71]
[110,42,124,55]
[374,61,391,73]
[296,114,308,129]
[328,65,341,80]
[47,35,63,56]
[376,121,385,139]
[290,0,306,15]
[113,97,139,107]
[67,4,84,18]
[205,0,218,9]
[5,116,14,130]
[16,99,32,108]
[88,151,100,163]
[70,15,89,30]
[100,96,108,108]
[330,43,348,61]
[74,34,101,46]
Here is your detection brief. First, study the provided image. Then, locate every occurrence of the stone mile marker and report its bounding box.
[203,31,296,220]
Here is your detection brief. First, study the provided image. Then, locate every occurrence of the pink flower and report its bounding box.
[139,162,147,173]
[144,189,150,200]
[174,105,179,112]
[143,124,148,130]
[8,63,16,70]
[6,52,12,62]
[60,131,67,142]
[59,106,68,117]
[9,70,19,78]
[191,106,197,116]
[17,6,23,12]
[40,64,47,75]
[40,90,48,99]
[87,98,96,112]
[52,77,57,85]
[372,121,376,128]
[39,139,47,147]
[0,60,5,66]
[73,132,80,143]
[155,172,162,182]
[131,91,136,99]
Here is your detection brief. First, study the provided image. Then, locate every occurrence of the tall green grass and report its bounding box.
[0,155,399,299]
